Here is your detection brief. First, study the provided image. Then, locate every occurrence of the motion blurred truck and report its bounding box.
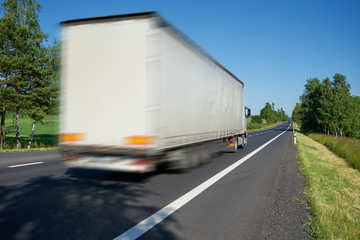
[59,11,249,173]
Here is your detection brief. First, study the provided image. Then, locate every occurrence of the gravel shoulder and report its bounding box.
[259,136,315,240]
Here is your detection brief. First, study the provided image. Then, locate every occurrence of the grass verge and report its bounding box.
[0,147,58,152]
[247,120,285,131]
[308,134,360,171]
[296,132,360,239]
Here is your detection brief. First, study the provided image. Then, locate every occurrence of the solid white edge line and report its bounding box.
[7,162,44,168]
[114,123,291,240]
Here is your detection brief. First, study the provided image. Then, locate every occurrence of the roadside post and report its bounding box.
[294,134,296,144]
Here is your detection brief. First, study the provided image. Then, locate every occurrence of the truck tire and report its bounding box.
[165,149,189,171]
[230,137,237,153]
[239,135,245,148]
[186,146,201,168]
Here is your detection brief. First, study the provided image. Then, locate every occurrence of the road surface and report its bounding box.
[0,122,312,239]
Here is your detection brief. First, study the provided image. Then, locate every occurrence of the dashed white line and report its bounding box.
[114,123,291,240]
[7,162,44,168]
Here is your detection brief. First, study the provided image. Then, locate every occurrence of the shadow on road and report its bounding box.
[66,168,159,183]
[0,171,179,240]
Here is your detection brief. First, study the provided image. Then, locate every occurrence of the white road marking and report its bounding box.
[7,162,44,168]
[114,123,291,240]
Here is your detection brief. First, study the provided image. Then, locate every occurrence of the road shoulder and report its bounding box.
[259,134,315,240]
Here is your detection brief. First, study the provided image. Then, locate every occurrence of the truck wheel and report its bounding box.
[231,137,237,153]
[239,135,245,148]
[200,143,211,164]
[187,146,200,168]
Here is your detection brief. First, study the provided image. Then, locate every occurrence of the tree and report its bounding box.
[0,0,18,149]
[260,102,273,123]
[317,78,333,134]
[300,78,322,132]
[298,74,358,137]
[292,103,302,126]
[332,73,351,137]
[0,0,48,149]
[25,42,59,148]
[346,96,360,138]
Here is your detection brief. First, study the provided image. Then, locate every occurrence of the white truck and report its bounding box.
[59,11,250,173]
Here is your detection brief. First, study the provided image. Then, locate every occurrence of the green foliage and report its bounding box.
[295,74,360,138]
[0,0,59,149]
[247,115,274,130]
[251,115,262,124]
[292,103,302,124]
[308,134,360,171]
[247,120,262,130]
[260,102,273,123]
[260,102,290,123]
[5,134,58,148]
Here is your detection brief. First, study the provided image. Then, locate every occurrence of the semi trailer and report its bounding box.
[59,11,250,173]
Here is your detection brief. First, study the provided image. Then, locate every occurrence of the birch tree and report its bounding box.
[26,42,59,148]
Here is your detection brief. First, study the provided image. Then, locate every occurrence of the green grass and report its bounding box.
[5,134,59,149]
[3,113,59,150]
[308,134,360,171]
[296,132,360,239]
[5,114,59,135]
[247,118,284,131]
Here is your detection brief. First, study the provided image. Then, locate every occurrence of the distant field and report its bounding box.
[4,114,59,149]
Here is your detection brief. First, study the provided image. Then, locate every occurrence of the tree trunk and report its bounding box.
[27,120,36,149]
[0,106,6,149]
[1,80,8,149]
[16,108,21,149]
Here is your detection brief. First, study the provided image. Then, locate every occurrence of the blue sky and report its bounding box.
[38,0,360,116]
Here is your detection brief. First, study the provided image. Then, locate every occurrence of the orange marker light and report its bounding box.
[123,136,155,145]
[59,133,85,142]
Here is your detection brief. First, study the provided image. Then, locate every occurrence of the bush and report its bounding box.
[247,122,262,130]
[251,115,263,124]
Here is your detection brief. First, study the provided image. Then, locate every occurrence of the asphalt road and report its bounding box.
[0,122,312,240]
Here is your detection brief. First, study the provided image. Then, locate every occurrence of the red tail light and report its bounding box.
[133,159,154,165]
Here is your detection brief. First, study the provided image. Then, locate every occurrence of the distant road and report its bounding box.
[0,122,310,239]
